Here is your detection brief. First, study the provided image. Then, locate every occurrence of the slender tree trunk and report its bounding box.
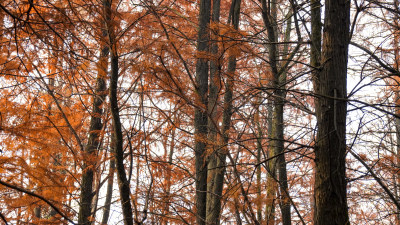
[313,0,350,224]
[393,16,400,224]
[77,40,108,225]
[102,134,115,225]
[261,1,278,223]
[163,122,175,225]
[278,14,292,225]
[255,100,263,222]
[101,157,115,225]
[261,2,293,224]
[106,0,134,224]
[110,48,134,225]
[310,0,321,222]
[77,0,109,223]
[206,0,221,223]
[194,0,211,223]
[206,1,241,224]
[396,91,400,225]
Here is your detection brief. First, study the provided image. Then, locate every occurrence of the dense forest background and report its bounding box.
[0,0,400,224]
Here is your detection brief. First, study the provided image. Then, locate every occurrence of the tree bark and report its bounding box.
[205,0,221,223]
[194,0,211,224]
[313,0,350,224]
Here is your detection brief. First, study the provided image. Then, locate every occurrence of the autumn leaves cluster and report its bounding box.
[1,0,400,224]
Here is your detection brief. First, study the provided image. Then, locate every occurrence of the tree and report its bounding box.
[77,0,109,223]
[313,0,351,224]
[194,0,211,224]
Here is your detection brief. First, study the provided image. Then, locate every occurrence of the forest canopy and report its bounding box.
[0,0,400,224]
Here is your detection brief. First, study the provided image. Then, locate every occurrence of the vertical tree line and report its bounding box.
[1,0,400,224]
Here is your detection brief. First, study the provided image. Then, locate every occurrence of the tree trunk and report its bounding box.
[261,0,278,224]
[310,0,321,222]
[255,100,263,222]
[206,0,221,223]
[206,0,241,224]
[394,27,400,225]
[277,13,292,225]
[77,37,108,225]
[110,50,134,225]
[194,0,211,223]
[313,0,350,224]
[78,0,109,224]
[163,121,175,225]
[107,0,134,224]
[395,91,400,225]
[101,154,115,225]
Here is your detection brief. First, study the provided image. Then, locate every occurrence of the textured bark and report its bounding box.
[194,0,211,224]
[313,0,350,224]
[205,0,221,223]
[311,0,322,98]
[310,0,321,221]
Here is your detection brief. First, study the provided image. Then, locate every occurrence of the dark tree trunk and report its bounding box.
[110,51,134,225]
[206,1,241,224]
[277,13,292,225]
[313,0,350,224]
[77,40,108,225]
[194,0,211,224]
[310,0,321,222]
[206,0,221,222]
[107,0,134,223]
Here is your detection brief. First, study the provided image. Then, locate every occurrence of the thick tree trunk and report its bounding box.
[313,0,350,224]
[194,0,211,224]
